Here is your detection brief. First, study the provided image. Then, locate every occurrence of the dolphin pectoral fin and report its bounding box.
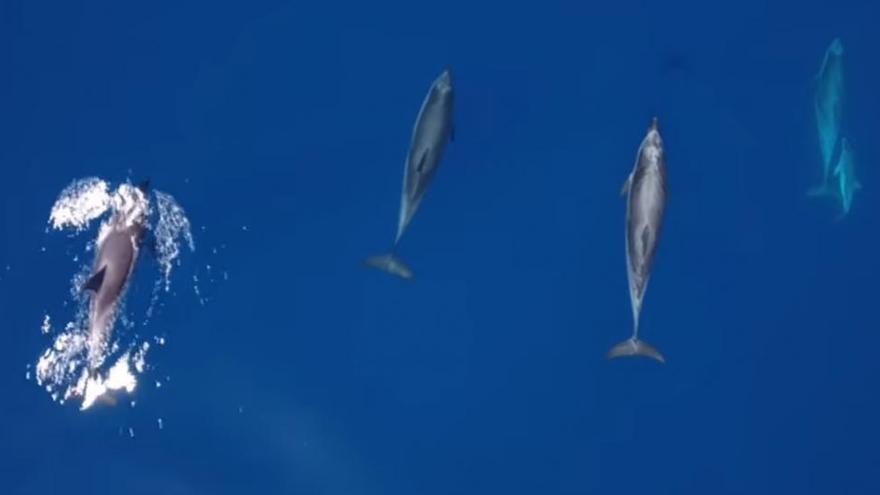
[362,253,414,280]
[620,174,632,197]
[137,178,151,193]
[83,266,107,293]
[415,148,430,174]
[640,225,652,259]
[606,337,665,363]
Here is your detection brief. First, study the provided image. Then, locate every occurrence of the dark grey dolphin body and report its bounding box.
[364,68,455,280]
[607,119,668,363]
[84,181,150,372]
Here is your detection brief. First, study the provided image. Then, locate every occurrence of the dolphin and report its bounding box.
[364,68,455,280]
[833,137,861,216]
[810,38,845,197]
[608,118,668,363]
[83,180,150,373]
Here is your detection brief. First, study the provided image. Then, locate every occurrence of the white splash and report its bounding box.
[153,190,195,290]
[111,183,150,230]
[35,177,195,410]
[80,350,143,410]
[49,178,111,231]
[40,315,52,335]
[36,325,89,402]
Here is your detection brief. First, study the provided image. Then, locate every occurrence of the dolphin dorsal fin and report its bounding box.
[620,174,633,197]
[83,266,107,293]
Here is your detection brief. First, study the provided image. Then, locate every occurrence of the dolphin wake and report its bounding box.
[34,177,195,410]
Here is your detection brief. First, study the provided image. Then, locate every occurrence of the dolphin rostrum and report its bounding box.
[83,180,150,373]
[833,137,861,216]
[364,68,455,280]
[810,38,845,197]
[608,118,668,363]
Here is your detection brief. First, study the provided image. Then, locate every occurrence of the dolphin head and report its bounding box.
[108,182,151,233]
[645,117,663,148]
[434,67,454,94]
[828,38,844,56]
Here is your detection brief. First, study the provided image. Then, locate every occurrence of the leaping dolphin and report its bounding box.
[810,38,845,197]
[83,180,150,373]
[607,118,668,363]
[364,68,455,280]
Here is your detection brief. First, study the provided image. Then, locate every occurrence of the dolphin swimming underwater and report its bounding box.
[810,38,845,196]
[607,118,668,363]
[364,68,455,280]
[83,180,150,373]
[833,137,861,216]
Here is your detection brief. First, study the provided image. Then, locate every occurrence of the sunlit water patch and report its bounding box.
[34,178,195,410]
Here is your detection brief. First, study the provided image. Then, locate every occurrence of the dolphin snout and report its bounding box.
[436,67,453,90]
[644,117,662,145]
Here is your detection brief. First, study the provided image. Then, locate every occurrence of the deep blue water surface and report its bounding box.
[2,1,879,493]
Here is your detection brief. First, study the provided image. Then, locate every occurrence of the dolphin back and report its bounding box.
[396,70,455,243]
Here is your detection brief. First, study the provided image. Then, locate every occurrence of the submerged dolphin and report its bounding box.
[83,180,150,372]
[364,68,455,279]
[608,118,668,363]
[810,38,845,196]
[833,138,861,216]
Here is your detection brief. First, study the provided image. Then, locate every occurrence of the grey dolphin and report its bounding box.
[607,118,668,363]
[810,38,845,197]
[364,68,455,279]
[83,180,150,372]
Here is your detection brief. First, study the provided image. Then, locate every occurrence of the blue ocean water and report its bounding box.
[1,0,879,493]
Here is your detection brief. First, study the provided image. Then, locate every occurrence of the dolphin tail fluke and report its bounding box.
[606,338,665,363]
[362,253,414,280]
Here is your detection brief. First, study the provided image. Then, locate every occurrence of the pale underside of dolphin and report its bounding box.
[810,38,845,197]
[364,68,455,280]
[607,118,668,363]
